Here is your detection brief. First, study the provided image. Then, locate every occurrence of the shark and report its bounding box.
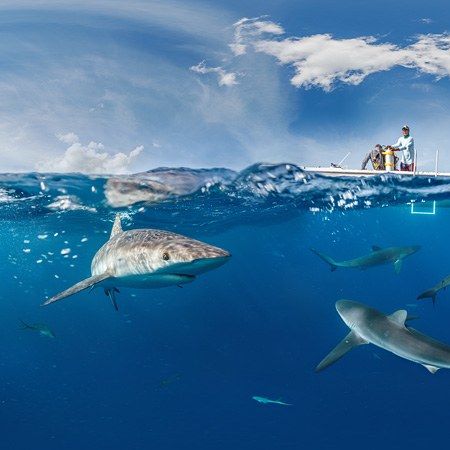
[417,274,450,304]
[18,320,55,338]
[42,214,231,310]
[252,396,292,406]
[310,245,420,273]
[316,300,450,374]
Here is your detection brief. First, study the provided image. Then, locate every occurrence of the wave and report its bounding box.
[0,164,449,229]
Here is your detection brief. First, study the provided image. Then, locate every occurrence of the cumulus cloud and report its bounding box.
[190,60,239,86]
[229,17,450,91]
[36,133,144,174]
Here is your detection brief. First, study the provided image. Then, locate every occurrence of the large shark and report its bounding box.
[316,300,450,374]
[42,214,231,310]
[417,274,450,304]
[311,245,420,273]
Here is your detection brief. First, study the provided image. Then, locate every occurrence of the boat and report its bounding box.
[300,149,450,178]
[299,166,450,178]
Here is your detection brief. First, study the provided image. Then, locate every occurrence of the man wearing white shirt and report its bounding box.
[392,125,415,171]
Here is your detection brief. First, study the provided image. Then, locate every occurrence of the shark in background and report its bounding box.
[18,320,55,338]
[417,274,450,304]
[311,245,420,273]
[316,300,450,374]
[252,396,292,406]
[43,214,231,310]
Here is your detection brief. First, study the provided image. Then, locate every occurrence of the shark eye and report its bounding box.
[162,252,170,261]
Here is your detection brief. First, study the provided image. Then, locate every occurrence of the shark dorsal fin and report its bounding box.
[110,214,123,239]
[371,245,382,252]
[388,309,408,325]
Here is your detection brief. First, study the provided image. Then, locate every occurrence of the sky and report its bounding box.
[1,0,450,173]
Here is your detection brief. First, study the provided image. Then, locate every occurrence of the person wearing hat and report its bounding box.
[392,125,415,171]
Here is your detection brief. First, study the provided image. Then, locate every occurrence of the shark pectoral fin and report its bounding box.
[315,331,368,373]
[422,364,440,374]
[388,309,408,326]
[394,259,403,274]
[42,273,112,306]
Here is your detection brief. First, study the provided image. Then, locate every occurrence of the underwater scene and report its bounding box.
[2,163,450,450]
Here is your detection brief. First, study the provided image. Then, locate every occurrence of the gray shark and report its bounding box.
[311,245,420,273]
[316,300,450,374]
[252,396,292,406]
[42,214,231,310]
[18,320,55,338]
[417,274,450,304]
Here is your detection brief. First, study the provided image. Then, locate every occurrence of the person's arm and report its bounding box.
[361,152,371,169]
[392,137,404,149]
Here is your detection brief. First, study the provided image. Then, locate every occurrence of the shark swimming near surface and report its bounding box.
[252,396,292,406]
[316,300,450,374]
[417,274,450,304]
[311,245,420,273]
[18,320,55,338]
[42,214,231,310]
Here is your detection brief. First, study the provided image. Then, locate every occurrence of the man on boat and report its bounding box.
[392,125,415,172]
[361,144,384,170]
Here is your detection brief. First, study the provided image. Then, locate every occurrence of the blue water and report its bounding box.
[1,164,450,449]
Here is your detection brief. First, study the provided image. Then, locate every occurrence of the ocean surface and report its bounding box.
[2,163,450,450]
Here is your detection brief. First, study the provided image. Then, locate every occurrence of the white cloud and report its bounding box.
[230,16,284,56]
[229,17,450,91]
[36,134,144,174]
[190,61,238,86]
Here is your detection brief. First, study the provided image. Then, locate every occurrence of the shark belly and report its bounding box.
[356,323,450,369]
[97,273,196,289]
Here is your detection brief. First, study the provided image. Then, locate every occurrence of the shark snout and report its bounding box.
[182,253,231,275]
[335,299,364,326]
[336,299,359,314]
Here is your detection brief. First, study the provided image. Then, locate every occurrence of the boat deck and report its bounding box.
[300,166,450,178]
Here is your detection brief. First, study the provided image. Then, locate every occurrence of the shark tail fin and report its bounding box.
[316,331,368,372]
[18,319,31,330]
[42,273,112,306]
[417,288,437,305]
[310,248,338,271]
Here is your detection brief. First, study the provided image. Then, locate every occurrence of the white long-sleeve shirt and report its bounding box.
[392,135,415,164]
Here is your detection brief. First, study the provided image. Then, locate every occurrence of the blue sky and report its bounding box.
[1,0,450,173]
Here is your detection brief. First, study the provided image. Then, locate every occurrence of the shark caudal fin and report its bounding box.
[310,248,339,271]
[417,288,438,305]
[315,331,368,372]
[18,319,31,330]
[42,273,112,306]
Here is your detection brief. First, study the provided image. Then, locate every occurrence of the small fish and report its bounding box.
[252,396,292,406]
[159,374,180,388]
[18,320,55,338]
